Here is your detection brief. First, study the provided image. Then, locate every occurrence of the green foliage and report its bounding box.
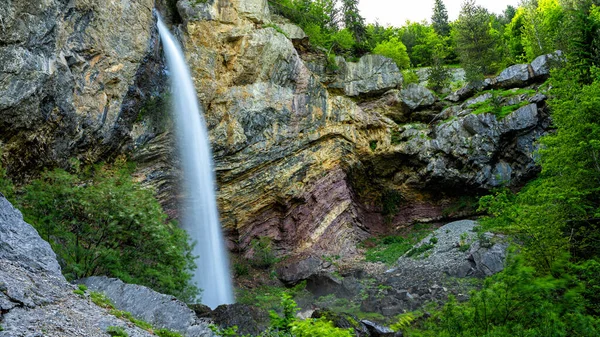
[402,70,420,86]
[427,49,451,93]
[209,325,247,337]
[391,312,416,332]
[269,293,299,333]
[107,326,128,337]
[369,140,378,151]
[381,189,403,220]
[432,0,450,36]
[406,242,434,258]
[521,0,564,61]
[290,317,353,337]
[363,236,413,264]
[453,0,500,81]
[363,225,436,264]
[407,256,600,337]
[90,291,115,309]
[397,21,446,67]
[250,236,278,269]
[110,309,153,330]
[372,37,411,70]
[237,281,307,312]
[19,159,198,301]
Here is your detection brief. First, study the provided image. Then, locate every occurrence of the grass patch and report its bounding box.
[362,224,435,264]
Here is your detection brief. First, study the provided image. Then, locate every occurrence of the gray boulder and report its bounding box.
[330,55,403,96]
[401,83,436,110]
[360,320,399,337]
[278,23,307,40]
[531,50,563,77]
[78,276,213,337]
[0,196,62,278]
[494,63,533,88]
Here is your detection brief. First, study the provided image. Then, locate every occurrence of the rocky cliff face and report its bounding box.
[163,0,552,259]
[0,0,553,261]
[0,0,159,180]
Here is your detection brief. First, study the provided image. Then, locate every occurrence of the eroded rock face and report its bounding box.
[0,0,157,180]
[0,196,157,337]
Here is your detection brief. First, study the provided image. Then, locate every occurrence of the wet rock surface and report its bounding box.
[0,196,157,337]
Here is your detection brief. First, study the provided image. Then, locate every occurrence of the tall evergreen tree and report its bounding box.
[453,0,498,81]
[342,0,366,43]
[432,0,451,36]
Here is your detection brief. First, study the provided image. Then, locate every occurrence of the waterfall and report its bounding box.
[156,15,234,308]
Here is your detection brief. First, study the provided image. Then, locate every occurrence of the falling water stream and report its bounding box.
[157,15,234,308]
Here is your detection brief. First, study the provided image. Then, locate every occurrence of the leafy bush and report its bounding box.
[19,159,198,301]
[250,237,278,269]
[372,37,411,70]
[407,255,600,337]
[402,70,420,86]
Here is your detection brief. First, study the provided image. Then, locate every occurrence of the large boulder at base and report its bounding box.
[330,54,403,96]
[0,196,156,337]
[78,276,213,337]
[200,303,270,336]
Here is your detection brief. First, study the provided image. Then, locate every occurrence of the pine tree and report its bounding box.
[342,0,366,43]
[431,0,450,36]
[453,0,498,81]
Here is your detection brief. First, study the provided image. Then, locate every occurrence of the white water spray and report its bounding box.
[156,15,234,308]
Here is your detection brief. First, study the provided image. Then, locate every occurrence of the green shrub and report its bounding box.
[90,291,115,309]
[290,317,353,337]
[373,37,411,70]
[407,255,600,337]
[19,159,198,302]
[250,237,278,269]
[402,70,420,86]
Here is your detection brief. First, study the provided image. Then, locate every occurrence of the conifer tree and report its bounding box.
[453,0,498,81]
[342,0,367,43]
[432,0,450,36]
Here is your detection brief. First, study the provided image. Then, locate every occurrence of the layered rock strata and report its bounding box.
[0,0,556,261]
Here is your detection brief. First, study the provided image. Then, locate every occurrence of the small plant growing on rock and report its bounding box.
[73,283,87,296]
[250,237,278,269]
[106,326,128,337]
